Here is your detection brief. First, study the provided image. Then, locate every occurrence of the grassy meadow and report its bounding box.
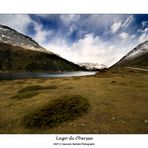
[0,68,148,134]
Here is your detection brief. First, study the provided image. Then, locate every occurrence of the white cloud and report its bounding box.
[142,21,148,27]
[111,21,122,33]
[111,15,134,33]
[122,15,134,28]
[138,27,148,43]
[119,32,130,40]
[60,15,80,26]
[44,33,136,67]
[138,27,148,33]
[84,15,127,30]
[67,24,77,35]
[33,22,54,44]
[139,33,148,43]
[35,14,51,19]
[0,14,32,34]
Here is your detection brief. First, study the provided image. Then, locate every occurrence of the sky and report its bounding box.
[0,14,148,67]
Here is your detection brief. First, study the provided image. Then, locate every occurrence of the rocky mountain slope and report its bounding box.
[112,40,148,67]
[0,24,84,72]
[0,24,48,53]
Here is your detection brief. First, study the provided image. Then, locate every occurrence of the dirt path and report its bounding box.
[126,67,148,72]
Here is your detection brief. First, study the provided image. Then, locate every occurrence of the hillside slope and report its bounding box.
[0,24,84,72]
[0,24,48,53]
[112,41,148,67]
[0,43,83,72]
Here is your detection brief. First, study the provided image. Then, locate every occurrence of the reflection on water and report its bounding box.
[0,71,97,80]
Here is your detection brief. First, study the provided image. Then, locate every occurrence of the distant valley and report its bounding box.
[78,62,106,71]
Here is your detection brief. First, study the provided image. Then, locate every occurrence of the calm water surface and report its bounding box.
[0,71,97,80]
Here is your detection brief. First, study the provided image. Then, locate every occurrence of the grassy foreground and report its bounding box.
[0,68,148,133]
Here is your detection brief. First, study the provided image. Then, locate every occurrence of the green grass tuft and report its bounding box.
[10,85,57,100]
[18,85,57,93]
[23,95,90,129]
[11,91,39,100]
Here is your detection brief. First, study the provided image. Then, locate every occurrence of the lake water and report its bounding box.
[0,71,97,80]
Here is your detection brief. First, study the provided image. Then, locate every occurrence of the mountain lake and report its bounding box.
[0,71,97,80]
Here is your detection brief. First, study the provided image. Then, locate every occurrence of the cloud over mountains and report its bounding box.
[0,14,148,67]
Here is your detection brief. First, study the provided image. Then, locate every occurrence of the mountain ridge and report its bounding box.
[0,24,52,54]
[112,40,148,67]
[0,24,84,72]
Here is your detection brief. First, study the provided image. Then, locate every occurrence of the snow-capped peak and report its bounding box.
[0,24,50,53]
[78,62,106,70]
[113,40,148,67]
[124,40,148,60]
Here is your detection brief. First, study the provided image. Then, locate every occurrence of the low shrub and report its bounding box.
[23,95,90,128]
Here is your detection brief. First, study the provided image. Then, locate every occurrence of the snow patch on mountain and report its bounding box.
[78,62,106,70]
[112,40,148,67]
[0,24,51,53]
[124,41,148,60]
